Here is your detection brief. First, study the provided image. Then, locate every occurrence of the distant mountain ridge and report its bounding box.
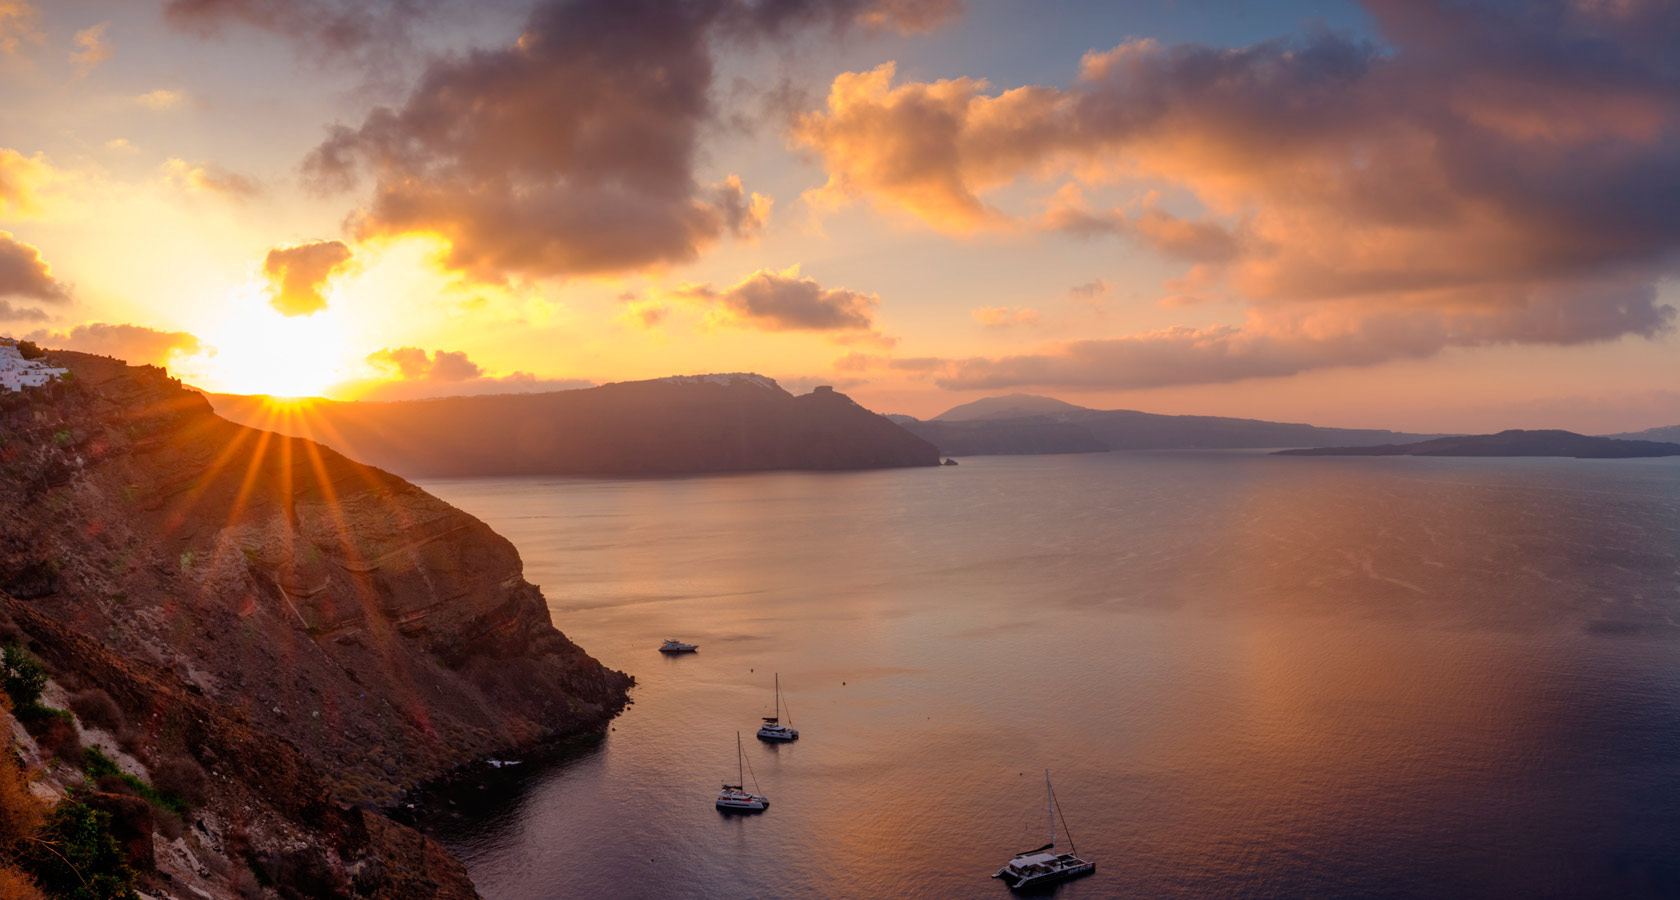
[208,375,939,478]
[1275,429,1680,458]
[894,394,1448,456]
[1608,423,1680,443]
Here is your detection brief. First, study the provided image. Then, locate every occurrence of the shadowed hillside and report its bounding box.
[209,376,939,478]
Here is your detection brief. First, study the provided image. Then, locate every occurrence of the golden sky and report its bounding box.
[3,0,1680,432]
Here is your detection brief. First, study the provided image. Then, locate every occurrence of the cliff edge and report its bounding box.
[0,350,633,898]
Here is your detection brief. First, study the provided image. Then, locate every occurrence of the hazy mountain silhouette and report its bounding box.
[1607,424,1680,443]
[1275,429,1680,458]
[894,395,1446,456]
[208,375,939,477]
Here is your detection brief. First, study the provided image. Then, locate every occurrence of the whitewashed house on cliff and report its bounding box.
[0,337,68,391]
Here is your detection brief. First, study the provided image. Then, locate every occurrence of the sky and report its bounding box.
[3,0,1680,432]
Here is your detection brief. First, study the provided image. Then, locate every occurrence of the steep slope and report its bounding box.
[0,350,634,896]
[1275,429,1680,458]
[897,399,1444,456]
[208,378,939,478]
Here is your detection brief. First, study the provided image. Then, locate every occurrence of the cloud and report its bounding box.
[0,148,56,217]
[71,21,110,75]
[937,283,1675,390]
[834,351,943,373]
[0,231,70,304]
[262,240,353,316]
[135,89,184,110]
[675,265,880,332]
[619,300,668,329]
[971,306,1038,327]
[1043,187,1244,263]
[0,300,48,322]
[1068,278,1109,302]
[26,323,202,366]
[162,158,261,199]
[360,345,591,400]
[162,0,452,69]
[367,346,479,381]
[792,2,1680,386]
[0,1,40,55]
[301,0,957,284]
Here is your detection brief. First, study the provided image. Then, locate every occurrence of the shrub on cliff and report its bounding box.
[15,341,43,361]
[150,755,207,807]
[20,799,137,900]
[0,722,45,850]
[68,690,124,733]
[1,643,47,712]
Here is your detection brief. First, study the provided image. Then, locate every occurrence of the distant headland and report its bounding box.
[1274,429,1680,459]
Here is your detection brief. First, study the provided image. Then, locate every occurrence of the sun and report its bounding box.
[197,291,351,397]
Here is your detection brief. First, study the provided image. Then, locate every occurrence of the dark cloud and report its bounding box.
[361,345,591,399]
[262,240,353,316]
[26,323,203,366]
[0,231,69,303]
[1068,279,1110,301]
[795,1,1680,386]
[678,266,879,331]
[302,0,958,283]
[161,0,453,68]
[0,299,49,322]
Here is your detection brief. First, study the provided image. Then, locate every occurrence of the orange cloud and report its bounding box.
[0,148,57,217]
[971,306,1038,327]
[359,346,590,400]
[26,322,203,366]
[163,158,261,199]
[0,231,69,309]
[0,1,40,55]
[794,4,1680,386]
[71,21,110,76]
[674,266,881,334]
[135,89,184,110]
[262,240,353,317]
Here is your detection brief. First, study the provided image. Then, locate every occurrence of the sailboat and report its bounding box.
[992,770,1096,889]
[755,673,799,742]
[716,732,769,811]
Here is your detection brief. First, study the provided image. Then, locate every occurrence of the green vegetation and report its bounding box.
[81,749,188,816]
[15,341,44,361]
[20,800,138,900]
[3,642,49,715]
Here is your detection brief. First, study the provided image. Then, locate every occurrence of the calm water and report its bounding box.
[415,452,1680,900]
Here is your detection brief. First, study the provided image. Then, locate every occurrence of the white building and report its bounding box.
[0,337,69,392]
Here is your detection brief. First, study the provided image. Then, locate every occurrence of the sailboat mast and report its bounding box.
[1047,769,1055,848]
[737,732,743,785]
[775,673,781,720]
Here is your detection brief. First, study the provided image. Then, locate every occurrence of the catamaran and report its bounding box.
[716,732,769,812]
[755,673,799,742]
[992,770,1096,889]
[659,639,698,653]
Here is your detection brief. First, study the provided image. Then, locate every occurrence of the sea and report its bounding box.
[413,450,1680,900]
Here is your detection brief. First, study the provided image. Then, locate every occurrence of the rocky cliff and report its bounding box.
[208,376,940,478]
[0,351,632,898]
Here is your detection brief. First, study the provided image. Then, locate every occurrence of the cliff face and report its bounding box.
[0,352,633,895]
[208,376,940,478]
